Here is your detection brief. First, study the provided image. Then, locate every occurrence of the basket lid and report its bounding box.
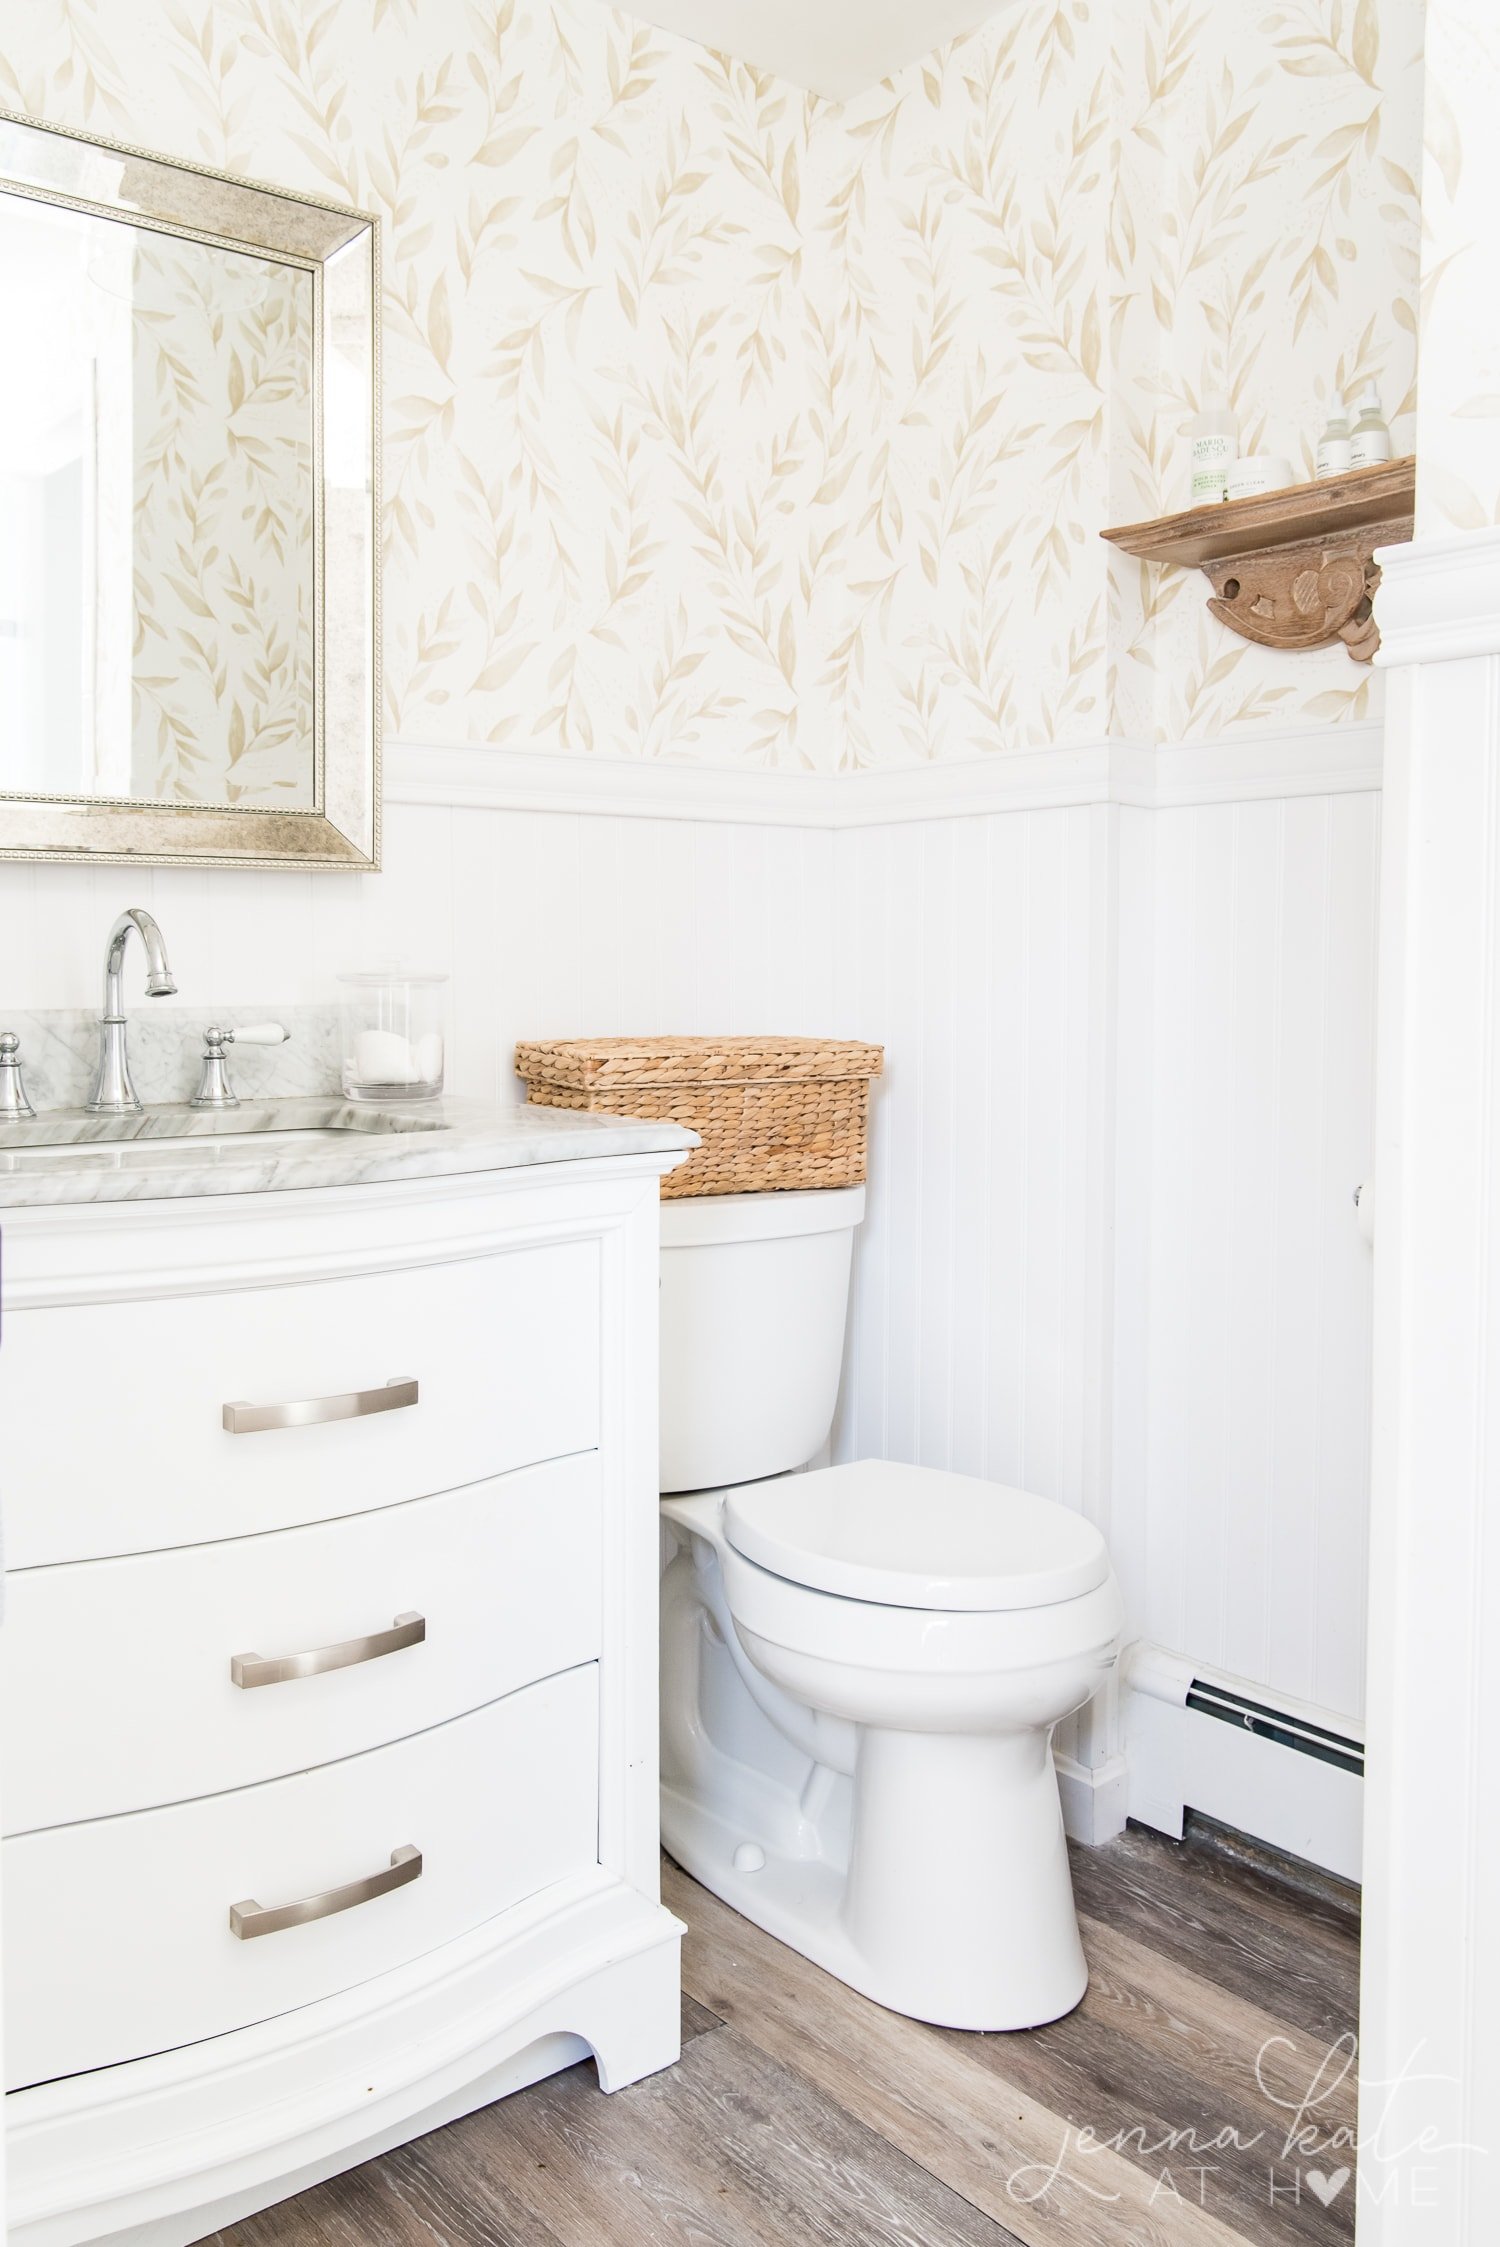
[514,1036,884,1090]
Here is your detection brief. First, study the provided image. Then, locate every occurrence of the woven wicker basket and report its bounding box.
[514,1036,884,1199]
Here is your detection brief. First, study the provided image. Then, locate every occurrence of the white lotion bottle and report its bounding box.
[1315,396,1353,479]
[1189,393,1239,502]
[1349,386,1392,468]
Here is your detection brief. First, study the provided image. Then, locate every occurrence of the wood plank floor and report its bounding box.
[208,1826,1360,2247]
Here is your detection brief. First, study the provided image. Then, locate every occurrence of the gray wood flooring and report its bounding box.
[208,1824,1360,2247]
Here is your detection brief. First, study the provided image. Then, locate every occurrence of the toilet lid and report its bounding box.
[723,1459,1110,1612]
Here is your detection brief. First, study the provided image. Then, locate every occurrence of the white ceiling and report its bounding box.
[596,0,1011,100]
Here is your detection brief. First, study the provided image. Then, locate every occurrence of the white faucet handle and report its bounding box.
[231,1022,289,1046]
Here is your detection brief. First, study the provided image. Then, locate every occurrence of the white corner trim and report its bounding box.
[1055,1749,1129,1847]
[1374,524,1500,668]
[386,725,1384,829]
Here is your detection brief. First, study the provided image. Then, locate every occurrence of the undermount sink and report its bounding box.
[0,1101,449,1174]
[2,1127,352,1172]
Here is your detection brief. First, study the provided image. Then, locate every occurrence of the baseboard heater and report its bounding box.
[1123,1644,1365,1879]
[1183,1678,1364,1778]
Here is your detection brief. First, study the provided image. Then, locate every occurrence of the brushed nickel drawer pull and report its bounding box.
[222,1375,418,1435]
[230,1612,426,1690]
[229,1844,422,1940]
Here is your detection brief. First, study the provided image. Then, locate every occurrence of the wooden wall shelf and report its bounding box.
[1101,456,1415,663]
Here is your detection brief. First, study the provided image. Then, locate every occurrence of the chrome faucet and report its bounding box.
[87,908,178,1113]
[0,1032,36,1119]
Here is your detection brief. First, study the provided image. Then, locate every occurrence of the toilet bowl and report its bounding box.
[659,1188,1124,2031]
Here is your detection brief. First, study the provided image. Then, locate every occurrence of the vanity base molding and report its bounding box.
[7,1874,682,2247]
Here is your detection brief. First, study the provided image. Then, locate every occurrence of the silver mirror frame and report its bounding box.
[0,108,379,872]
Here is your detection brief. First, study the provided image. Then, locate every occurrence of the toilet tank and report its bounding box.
[659,1186,865,1493]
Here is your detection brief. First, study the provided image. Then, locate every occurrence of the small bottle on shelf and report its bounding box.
[1188,393,1239,503]
[1349,386,1392,469]
[1315,396,1353,480]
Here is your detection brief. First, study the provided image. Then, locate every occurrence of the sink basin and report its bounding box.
[2,1127,355,1173]
[0,1101,449,1176]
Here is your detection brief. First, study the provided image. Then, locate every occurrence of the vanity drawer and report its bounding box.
[3,1664,599,2092]
[2,1238,600,1566]
[1,1453,601,1834]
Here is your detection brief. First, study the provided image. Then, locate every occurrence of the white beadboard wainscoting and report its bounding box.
[1116,788,1381,1731]
[825,759,1380,1861]
[826,802,1123,1831]
[1107,785,1380,1881]
[0,807,837,1085]
[830,805,1104,1513]
[0,722,1382,1867]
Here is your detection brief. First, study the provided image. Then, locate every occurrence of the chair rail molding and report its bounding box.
[1361,524,1500,2244]
[1372,524,1500,669]
[385,724,1385,829]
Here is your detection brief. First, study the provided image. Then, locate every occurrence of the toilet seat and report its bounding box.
[723,1458,1109,1612]
[721,1534,1124,1687]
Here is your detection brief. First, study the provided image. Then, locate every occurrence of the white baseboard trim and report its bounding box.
[1122,1643,1363,1882]
[1055,1749,1130,1847]
[385,722,1384,828]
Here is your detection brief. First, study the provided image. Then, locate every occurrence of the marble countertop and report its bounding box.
[0,1095,697,1209]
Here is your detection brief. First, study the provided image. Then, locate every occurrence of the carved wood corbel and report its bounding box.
[1101,459,1416,665]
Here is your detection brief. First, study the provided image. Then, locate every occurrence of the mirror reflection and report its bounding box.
[0,197,316,809]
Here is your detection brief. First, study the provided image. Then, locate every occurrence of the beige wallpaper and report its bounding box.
[818,13,1113,761]
[131,234,314,805]
[3,0,1424,770]
[1415,0,1500,535]
[1109,0,1424,740]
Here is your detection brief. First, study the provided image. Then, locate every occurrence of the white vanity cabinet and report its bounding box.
[0,1132,685,2247]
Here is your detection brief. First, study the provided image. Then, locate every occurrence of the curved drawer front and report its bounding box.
[2,1665,599,2092]
[1,1454,601,1834]
[1,1239,600,1567]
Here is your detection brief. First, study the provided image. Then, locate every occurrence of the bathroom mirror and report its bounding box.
[0,110,378,870]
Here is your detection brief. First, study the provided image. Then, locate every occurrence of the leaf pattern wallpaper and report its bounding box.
[3,0,1424,772]
[130,234,315,805]
[1414,0,1500,536]
[1110,0,1423,740]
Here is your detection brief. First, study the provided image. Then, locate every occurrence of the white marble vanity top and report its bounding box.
[0,1096,696,1208]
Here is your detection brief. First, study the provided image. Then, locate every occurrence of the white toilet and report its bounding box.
[658,1184,1125,2032]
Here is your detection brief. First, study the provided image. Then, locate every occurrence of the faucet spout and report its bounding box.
[88,908,178,1114]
